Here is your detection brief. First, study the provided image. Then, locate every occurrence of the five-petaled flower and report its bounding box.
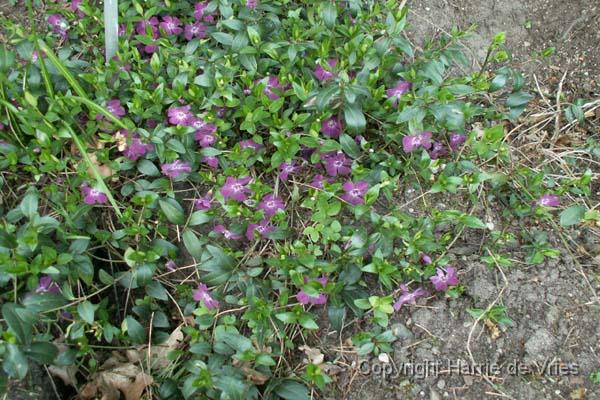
[239,139,264,151]
[314,59,337,81]
[393,284,427,311]
[122,134,154,161]
[402,131,433,153]
[430,266,459,291]
[106,99,126,118]
[81,183,108,205]
[221,176,252,202]
[261,76,284,100]
[194,193,213,210]
[428,141,448,160]
[258,194,285,217]
[279,161,298,182]
[161,160,192,178]
[36,276,61,294]
[160,16,183,35]
[341,180,369,205]
[246,0,258,9]
[297,276,328,306]
[537,194,560,207]
[168,105,193,126]
[193,283,219,309]
[321,117,343,138]
[386,80,412,105]
[448,133,466,151]
[324,152,351,177]
[246,219,275,241]
[184,22,207,41]
[213,225,242,240]
[202,156,219,169]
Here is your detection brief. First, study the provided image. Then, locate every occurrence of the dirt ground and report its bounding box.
[322,1,600,399]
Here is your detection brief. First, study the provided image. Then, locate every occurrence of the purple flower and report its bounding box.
[70,0,84,17]
[262,76,284,100]
[430,266,459,291]
[165,260,177,271]
[246,219,275,241]
[135,17,159,37]
[239,139,263,151]
[386,80,412,105]
[202,156,219,169]
[246,0,258,9]
[36,276,60,294]
[320,117,343,138]
[297,276,328,305]
[448,133,466,151]
[48,14,68,37]
[393,285,427,311]
[428,141,448,160]
[420,254,432,265]
[537,194,560,207]
[402,131,433,153]
[193,283,219,309]
[279,161,298,181]
[118,24,127,36]
[324,152,351,177]
[314,59,337,81]
[160,16,183,35]
[80,183,108,205]
[310,174,326,189]
[184,22,207,41]
[122,134,154,161]
[341,180,368,205]
[168,105,193,126]
[258,194,285,217]
[213,225,242,240]
[221,176,252,202]
[193,120,217,147]
[194,2,215,21]
[161,160,192,178]
[106,99,126,118]
[194,193,213,210]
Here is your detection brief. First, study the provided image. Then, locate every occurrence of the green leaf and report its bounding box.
[124,316,147,343]
[275,312,297,324]
[182,229,205,259]
[77,301,97,325]
[145,281,169,300]
[24,342,58,364]
[199,245,235,285]
[339,134,360,159]
[461,215,488,229]
[211,32,234,46]
[138,159,160,176]
[343,103,366,133]
[159,199,185,224]
[22,294,67,313]
[506,91,533,108]
[321,2,337,28]
[3,344,28,379]
[560,205,586,227]
[189,211,211,226]
[328,305,346,332]
[0,45,15,72]
[274,380,310,400]
[20,189,38,219]
[298,314,319,330]
[2,304,35,345]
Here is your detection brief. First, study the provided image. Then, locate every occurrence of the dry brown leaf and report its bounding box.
[241,365,270,385]
[299,345,324,365]
[570,387,586,400]
[48,365,78,388]
[148,325,184,369]
[484,319,500,340]
[320,363,344,377]
[80,363,153,400]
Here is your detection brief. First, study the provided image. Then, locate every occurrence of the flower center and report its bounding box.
[266,201,275,208]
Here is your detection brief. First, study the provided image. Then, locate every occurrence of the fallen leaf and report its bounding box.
[241,365,270,385]
[79,363,153,400]
[299,345,324,365]
[148,325,184,369]
[570,388,586,400]
[484,319,500,339]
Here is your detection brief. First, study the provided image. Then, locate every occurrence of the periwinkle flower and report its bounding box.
[202,156,219,169]
[160,16,183,35]
[428,141,448,160]
[194,193,213,210]
[122,134,154,161]
[320,117,343,139]
[70,0,84,18]
[341,180,368,205]
[48,14,68,37]
[537,194,560,207]
[246,0,258,9]
[165,260,177,271]
[262,76,284,100]
[194,2,217,22]
[106,99,126,118]
[420,254,432,265]
[80,183,108,205]
[184,22,207,40]
[279,161,298,181]
[36,276,60,294]
[314,59,337,81]
[246,219,275,241]
[448,133,466,151]
[310,174,326,189]
[221,176,252,202]
[239,139,263,151]
[386,80,412,105]
[193,283,219,309]
[135,17,159,36]
[167,105,193,126]
[297,276,328,306]
[258,194,285,217]
[324,152,351,177]
[430,266,459,291]
[402,131,433,153]
[213,225,242,240]
[195,132,216,148]
[161,160,192,178]
[393,285,427,311]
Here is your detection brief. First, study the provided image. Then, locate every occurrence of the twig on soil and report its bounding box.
[551,70,568,143]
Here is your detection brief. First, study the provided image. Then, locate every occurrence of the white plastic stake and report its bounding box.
[104,0,119,62]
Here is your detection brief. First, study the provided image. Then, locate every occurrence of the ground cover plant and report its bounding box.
[0,0,597,399]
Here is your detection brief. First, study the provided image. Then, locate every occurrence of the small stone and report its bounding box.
[437,380,446,389]
[430,389,441,400]
[392,323,414,340]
